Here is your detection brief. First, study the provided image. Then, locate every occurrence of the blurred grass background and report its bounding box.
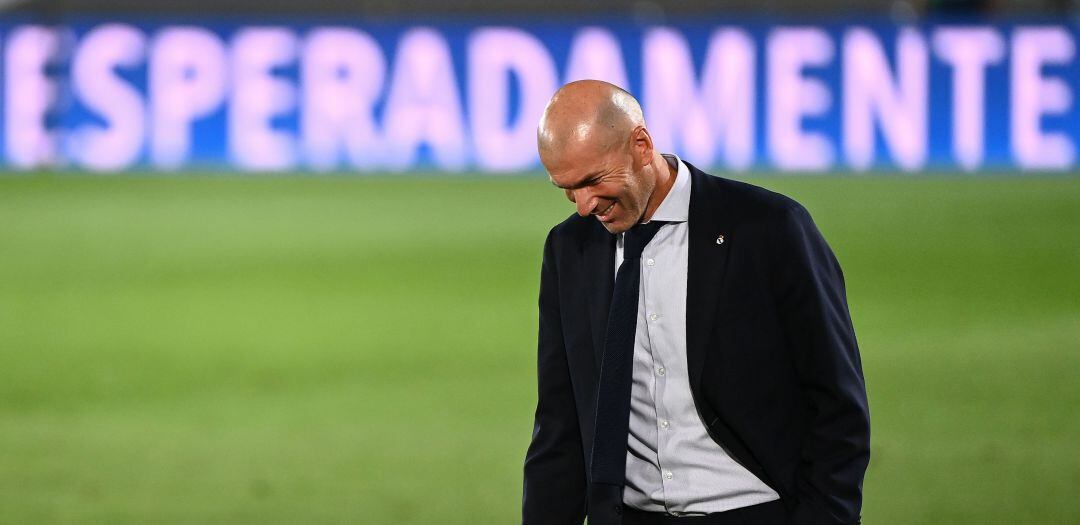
[0,173,1078,524]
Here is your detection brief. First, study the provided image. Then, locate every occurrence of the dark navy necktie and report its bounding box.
[590,220,669,491]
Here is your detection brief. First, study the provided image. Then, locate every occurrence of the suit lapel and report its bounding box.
[686,165,735,393]
[582,221,616,374]
[684,166,780,493]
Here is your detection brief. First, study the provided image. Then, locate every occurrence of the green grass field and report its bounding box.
[1,173,1077,524]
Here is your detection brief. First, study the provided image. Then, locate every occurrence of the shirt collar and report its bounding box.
[648,153,690,223]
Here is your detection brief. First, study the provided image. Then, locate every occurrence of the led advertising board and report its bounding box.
[3,19,1078,172]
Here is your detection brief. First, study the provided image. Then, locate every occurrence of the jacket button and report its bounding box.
[613,504,622,515]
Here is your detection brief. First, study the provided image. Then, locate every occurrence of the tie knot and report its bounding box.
[623,221,667,260]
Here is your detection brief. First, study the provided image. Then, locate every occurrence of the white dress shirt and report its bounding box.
[616,154,780,515]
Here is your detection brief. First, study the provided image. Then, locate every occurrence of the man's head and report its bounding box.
[538,80,669,234]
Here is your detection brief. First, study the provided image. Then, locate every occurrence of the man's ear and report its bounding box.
[630,126,653,167]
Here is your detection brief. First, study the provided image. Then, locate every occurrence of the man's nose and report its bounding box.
[573,188,597,217]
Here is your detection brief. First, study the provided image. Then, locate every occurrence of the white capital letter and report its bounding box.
[70,23,147,171]
[932,27,1005,171]
[301,27,387,171]
[564,27,629,89]
[469,27,559,171]
[150,27,228,169]
[229,27,298,171]
[767,27,835,171]
[843,27,928,171]
[383,28,466,171]
[1011,27,1075,170]
[4,26,61,169]
[643,27,755,169]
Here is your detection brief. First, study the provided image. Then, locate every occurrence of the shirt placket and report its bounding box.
[640,241,678,509]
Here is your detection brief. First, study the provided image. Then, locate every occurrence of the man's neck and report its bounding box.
[641,154,678,223]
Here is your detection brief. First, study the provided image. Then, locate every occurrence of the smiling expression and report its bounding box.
[542,129,656,235]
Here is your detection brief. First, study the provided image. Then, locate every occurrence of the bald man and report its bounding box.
[523,81,869,525]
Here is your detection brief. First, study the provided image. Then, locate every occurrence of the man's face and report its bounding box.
[544,141,654,235]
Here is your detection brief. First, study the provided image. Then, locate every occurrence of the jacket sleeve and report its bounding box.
[770,204,871,525]
[522,230,588,525]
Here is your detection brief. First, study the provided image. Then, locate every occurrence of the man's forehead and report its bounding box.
[542,141,585,174]
[540,118,627,188]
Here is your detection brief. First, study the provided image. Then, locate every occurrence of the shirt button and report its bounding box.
[663,471,673,480]
[649,313,659,321]
[656,367,666,376]
[660,420,670,429]
[646,258,655,266]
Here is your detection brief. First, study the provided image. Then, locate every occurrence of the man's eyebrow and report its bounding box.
[551,173,601,190]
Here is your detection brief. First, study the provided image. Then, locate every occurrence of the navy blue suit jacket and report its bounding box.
[522,164,870,525]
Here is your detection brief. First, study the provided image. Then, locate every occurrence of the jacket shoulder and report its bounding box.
[690,164,809,223]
